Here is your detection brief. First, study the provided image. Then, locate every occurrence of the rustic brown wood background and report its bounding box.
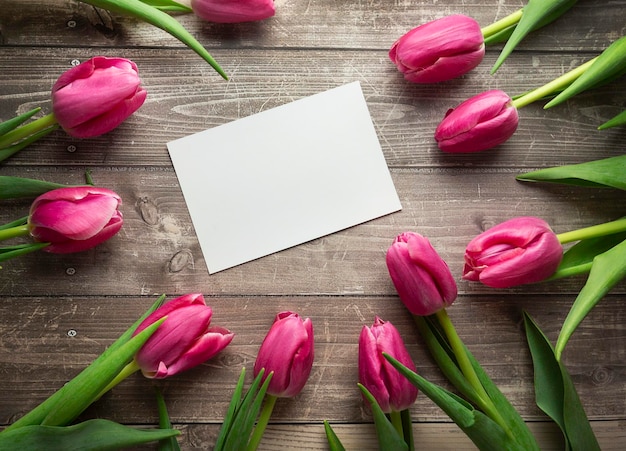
[1,1,625,449]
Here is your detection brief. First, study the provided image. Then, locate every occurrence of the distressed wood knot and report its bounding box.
[591,366,614,386]
[168,249,194,273]
[136,196,159,226]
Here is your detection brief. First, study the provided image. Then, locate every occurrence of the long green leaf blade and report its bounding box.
[80,0,227,79]
[155,389,181,451]
[516,155,626,190]
[0,176,68,199]
[555,238,626,358]
[214,368,247,451]
[491,0,577,73]
[598,109,626,130]
[0,108,42,136]
[523,312,600,450]
[0,419,179,450]
[139,0,191,12]
[323,420,346,451]
[357,384,408,451]
[546,35,626,108]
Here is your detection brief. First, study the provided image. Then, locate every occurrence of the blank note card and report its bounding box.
[167,81,401,273]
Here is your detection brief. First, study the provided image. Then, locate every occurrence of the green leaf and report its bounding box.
[491,0,578,74]
[0,216,27,231]
[0,125,59,164]
[555,237,626,358]
[0,176,68,199]
[357,384,408,451]
[139,0,192,12]
[516,155,626,190]
[483,25,516,46]
[155,389,181,451]
[0,108,41,137]
[523,312,600,451]
[3,295,166,431]
[546,35,626,108]
[0,243,50,264]
[0,419,179,450]
[214,368,247,451]
[323,421,346,451]
[79,0,227,79]
[549,232,626,280]
[384,355,525,451]
[598,109,626,130]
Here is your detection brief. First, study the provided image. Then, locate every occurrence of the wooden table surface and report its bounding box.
[1,1,625,449]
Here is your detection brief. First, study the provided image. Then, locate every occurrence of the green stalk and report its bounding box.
[481,9,523,39]
[0,224,30,241]
[0,113,57,149]
[246,394,277,451]
[511,58,597,109]
[434,309,509,435]
[557,217,626,244]
[400,409,414,451]
[96,359,141,400]
[389,410,403,439]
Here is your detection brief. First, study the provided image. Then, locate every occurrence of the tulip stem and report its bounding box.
[0,113,58,149]
[434,309,509,434]
[389,410,403,439]
[247,394,277,451]
[511,58,597,109]
[557,217,626,244]
[96,359,141,400]
[481,9,523,39]
[0,224,30,242]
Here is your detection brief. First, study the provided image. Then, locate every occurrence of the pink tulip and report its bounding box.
[434,89,519,153]
[359,317,418,413]
[386,232,458,316]
[463,217,563,288]
[133,294,234,379]
[27,186,123,254]
[51,56,147,138]
[389,15,485,83]
[191,0,275,24]
[253,311,314,398]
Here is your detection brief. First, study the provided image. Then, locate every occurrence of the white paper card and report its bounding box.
[167,81,402,273]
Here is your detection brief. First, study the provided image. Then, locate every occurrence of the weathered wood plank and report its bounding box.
[1,1,623,52]
[0,167,624,296]
[0,295,623,425]
[1,47,624,169]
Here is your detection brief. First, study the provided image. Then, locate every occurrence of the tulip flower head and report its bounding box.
[27,186,123,254]
[463,217,563,288]
[52,56,147,138]
[386,232,458,316]
[359,317,418,413]
[435,89,519,153]
[389,15,485,84]
[253,311,314,398]
[191,0,275,24]
[133,293,234,379]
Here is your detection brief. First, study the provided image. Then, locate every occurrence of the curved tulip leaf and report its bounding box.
[598,109,626,130]
[0,125,59,163]
[545,35,626,108]
[516,155,626,190]
[0,419,179,450]
[0,243,50,264]
[549,232,626,280]
[140,0,192,12]
[357,383,408,451]
[555,237,626,358]
[155,389,181,451]
[383,354,526,451]
[323,421,346,451]
[523,312,600,451]
[0,176,68,199]
[0,108,41,137]
[491,0,578,74]
[4,296,166,431]
[80,0,227,79]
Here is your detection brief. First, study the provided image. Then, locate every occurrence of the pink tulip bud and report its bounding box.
[386,232,458,316]
[133,294,234,379]
[435,89,519,153]
[27,186,123,254]
[389,15,485,83]
[463,217,563,288]
[51,56,147,138]
[191,0,275,23]
[253,311,314,398]
[359,317,418,413]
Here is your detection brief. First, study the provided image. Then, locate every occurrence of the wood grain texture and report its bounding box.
[0,0,625,449]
